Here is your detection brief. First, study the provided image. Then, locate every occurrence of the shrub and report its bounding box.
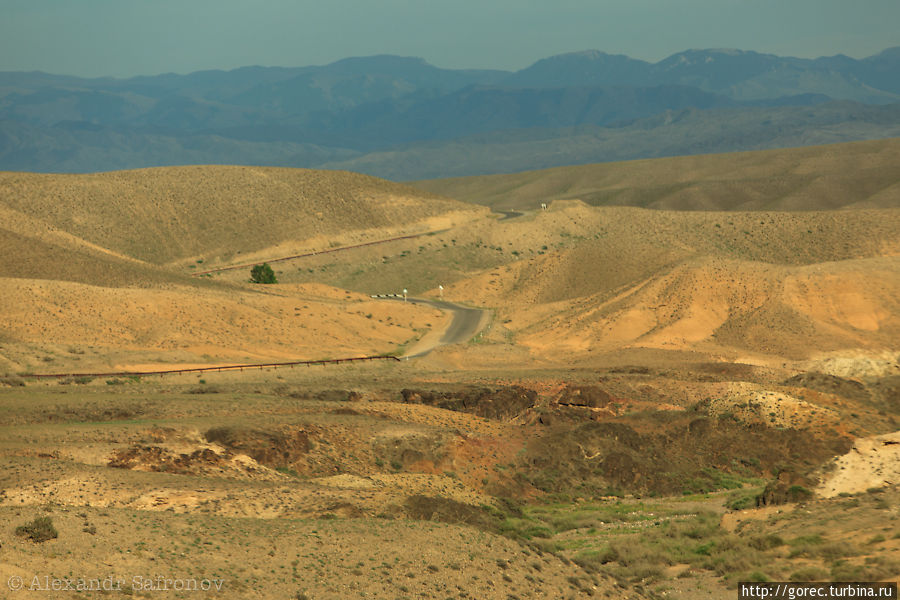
[520,524,553,539]
[790,567,829,582]
[727,491,760,511]
[831,556,900,582]
[58,376,93,385]
[250,263,278,284]
[15,516,58,543]
[0,376,25,387]
[749,534,784,551]
[787,485,813,501]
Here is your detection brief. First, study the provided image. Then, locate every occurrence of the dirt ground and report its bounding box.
[1,365,897,597]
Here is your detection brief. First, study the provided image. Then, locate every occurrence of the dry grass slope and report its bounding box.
[0,165,477,265]
[434,203,900,363]
[413,138,900,211]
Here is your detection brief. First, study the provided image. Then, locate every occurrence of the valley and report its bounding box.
[1,140,898,598]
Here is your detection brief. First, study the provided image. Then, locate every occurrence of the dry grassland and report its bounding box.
[414,138,900,211]
[0,148,898,598]
[0,165,484,265]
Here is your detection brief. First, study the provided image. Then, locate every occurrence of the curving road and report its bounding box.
[495,209,524,221]
[378,297,488,358]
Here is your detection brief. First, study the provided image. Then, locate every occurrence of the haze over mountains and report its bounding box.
[2,47,899,178]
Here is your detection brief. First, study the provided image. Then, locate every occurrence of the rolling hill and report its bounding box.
[0,149,898,600]
[425,201,900,365]
[0,166,483,266]
[1,146,897,371]
[0,166,475,372]
[412,138,900,211]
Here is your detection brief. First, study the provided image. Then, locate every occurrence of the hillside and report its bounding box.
[412,138,900,211]
[0,202,204,287]
[0,280,447,375]
[0,165,479,373]
[0,166,483,266]
[265,195,900,366]
[1,157,898,600]
[455,253,900,363]
[438,201,900,332]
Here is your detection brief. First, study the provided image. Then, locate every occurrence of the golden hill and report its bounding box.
[510,256,900,362]
[0,279,448,374]
[429,202,900,365]
[0,202,208,287]
[0,165,483,266]
[0,165,479,372]
[413,138,900,211]
[443,254,900,365]
[2,161,897,373]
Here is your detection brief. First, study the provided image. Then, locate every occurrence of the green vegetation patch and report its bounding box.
[15,516,58,543]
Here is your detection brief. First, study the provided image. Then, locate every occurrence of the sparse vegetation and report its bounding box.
[0,141,897,600]
[0,376,25,387]
[15,516,58,543]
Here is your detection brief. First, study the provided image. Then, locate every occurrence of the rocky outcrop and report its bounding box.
[204,426,311,467]
[400,386,536,420]
[555,385,613,408]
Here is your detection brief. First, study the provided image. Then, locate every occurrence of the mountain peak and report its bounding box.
[553,50,622,60]
[505,50,652,88]
[865,46,900,61]
[329,55,432,69]
[530,49,648,65]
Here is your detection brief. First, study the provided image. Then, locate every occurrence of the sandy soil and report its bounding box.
[817,431,900,497]
[0,279,449,373]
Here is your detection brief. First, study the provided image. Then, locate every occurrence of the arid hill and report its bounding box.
[0,201,209,287]
[418,202,899,363]
[1,153,898,599]
[0,280,447,375]
[0,165,483,266]
[413,138,900,211]
[0,166,481,373]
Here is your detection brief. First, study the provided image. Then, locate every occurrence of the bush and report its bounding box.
[59,376,93,385]
[15,516,58,543]
[250,263,277,284]
[0,376,25,387]
[790,567,829,582]
[749,534,784,551]
[727,490,760,511]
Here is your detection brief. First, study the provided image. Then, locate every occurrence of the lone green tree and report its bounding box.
[250,263,277,284]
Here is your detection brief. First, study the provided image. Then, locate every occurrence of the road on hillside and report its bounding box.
[376,296,487,358]
[496,209,524,220]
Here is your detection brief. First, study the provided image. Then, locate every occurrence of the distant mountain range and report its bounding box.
[1,48,898,178]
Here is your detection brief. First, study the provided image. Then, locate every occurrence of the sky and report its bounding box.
[1,0,898,78]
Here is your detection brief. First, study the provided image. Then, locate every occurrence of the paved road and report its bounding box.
[376,296,487,358]
[496,209,524,221]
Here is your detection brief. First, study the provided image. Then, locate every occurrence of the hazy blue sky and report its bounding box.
[2,0,898,77]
